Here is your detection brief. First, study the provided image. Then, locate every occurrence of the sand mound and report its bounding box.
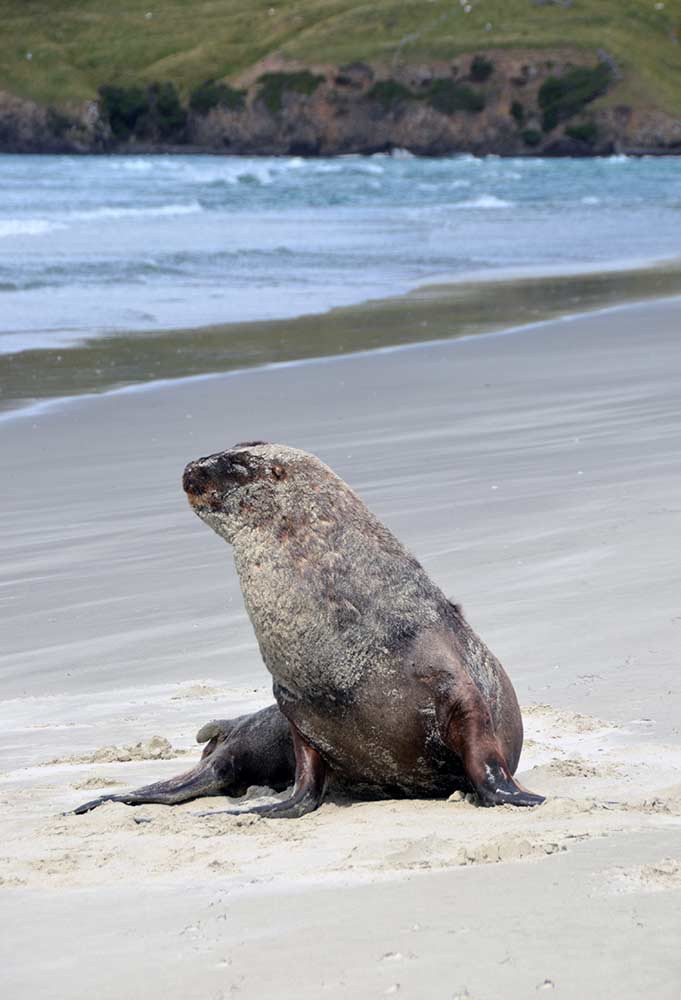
[170,685,224,701]
[48,736,191,766]
[607,857,681,894]
[380,834,564,870]
[72,776,124,790]
[523,704,615,734]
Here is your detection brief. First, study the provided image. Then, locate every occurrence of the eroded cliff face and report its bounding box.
[1,50,679,156]
[0,92,107,153]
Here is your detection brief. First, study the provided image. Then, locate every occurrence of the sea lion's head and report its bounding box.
[182,441,346,543]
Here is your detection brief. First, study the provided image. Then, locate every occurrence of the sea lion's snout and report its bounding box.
[182,460,210,498]
[182,451,253,510]
[182,459,218,509]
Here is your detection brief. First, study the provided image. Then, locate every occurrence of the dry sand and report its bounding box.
[2,297,681,998]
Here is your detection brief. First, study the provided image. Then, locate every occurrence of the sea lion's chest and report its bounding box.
[232,533,464,794]
[233,533,441,701]
[237,553,394,699]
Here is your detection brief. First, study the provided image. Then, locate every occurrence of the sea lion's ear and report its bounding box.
[271,464,287,480]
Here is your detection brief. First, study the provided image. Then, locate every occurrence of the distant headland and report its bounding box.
[1,1,679,156]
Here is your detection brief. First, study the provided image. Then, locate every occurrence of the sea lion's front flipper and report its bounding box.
[440,678,545,808]
[197,722,326,820]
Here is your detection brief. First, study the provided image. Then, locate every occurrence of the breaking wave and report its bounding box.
[453,194,514,209]
[0,219,65,239]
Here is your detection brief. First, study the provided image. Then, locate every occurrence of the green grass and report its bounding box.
[0,1,679,115]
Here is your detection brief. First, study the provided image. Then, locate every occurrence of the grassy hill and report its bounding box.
[0,0,679,116]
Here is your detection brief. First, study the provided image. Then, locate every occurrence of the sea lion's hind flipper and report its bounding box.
[197,723,326,820]
[439,680,544,808]
[196,719,237,746]
[473,760,545,807]
[72,757,229,815]
[73,793,123,815]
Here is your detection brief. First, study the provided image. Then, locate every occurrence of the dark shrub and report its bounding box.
[470,55,494,82]
[98,84,148,139]
[47,107,73,137]
[522,128,543,147]
[565,120,599,144]
[367,79,414,107]
[257,71,324,113]
[150,82,187,137]
[190,80,245,114]
[428,79,485,114]
[510,100,525,124]
[538,62,611,132]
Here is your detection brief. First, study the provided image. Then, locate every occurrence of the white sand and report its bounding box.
[2,298,681,998]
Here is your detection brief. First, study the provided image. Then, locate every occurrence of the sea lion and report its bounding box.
[180,441,544,817]
[73,704,294,814]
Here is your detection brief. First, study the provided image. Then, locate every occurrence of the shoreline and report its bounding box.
[4,290,681,428]
[3,256,681,418]
[3,146,681,159]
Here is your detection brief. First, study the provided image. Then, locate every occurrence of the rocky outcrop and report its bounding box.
[0,91,108,153]
[1,50,679,156]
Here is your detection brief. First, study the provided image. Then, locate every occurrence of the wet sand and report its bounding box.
[2,296,681,998]
[3,258,681,414]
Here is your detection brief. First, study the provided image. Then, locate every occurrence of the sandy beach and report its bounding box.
[2,295,681,998]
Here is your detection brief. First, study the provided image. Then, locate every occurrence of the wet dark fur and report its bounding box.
[73,705,294,814]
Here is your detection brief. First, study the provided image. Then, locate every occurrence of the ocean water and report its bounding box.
[1,152,680,354]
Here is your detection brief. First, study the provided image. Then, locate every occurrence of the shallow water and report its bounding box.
[2,152,681,354]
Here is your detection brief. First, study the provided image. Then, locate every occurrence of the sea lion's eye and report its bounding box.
[271,465,286,480]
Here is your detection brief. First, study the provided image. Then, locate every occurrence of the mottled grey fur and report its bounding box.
[182,443,544,810]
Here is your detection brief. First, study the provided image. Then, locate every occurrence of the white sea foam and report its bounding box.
[454,194,513,209]
[0,219,65,238]
[455,154,484,165]
[0,203,201,238]
[68,202,203,221]
[582,196,601,205]
[119,159,154,172]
